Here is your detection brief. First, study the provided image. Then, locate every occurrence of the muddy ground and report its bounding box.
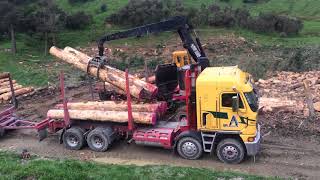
[0,82,320,180]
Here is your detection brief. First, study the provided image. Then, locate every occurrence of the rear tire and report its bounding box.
[63,127,85,150]
[0,127,5,137]
[177,137,203,160]
[216,138,245,164]
[87,127,109,152]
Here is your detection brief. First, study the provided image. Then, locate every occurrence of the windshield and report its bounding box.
[244,91,258,112]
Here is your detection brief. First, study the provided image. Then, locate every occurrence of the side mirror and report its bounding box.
[232,95,239,112]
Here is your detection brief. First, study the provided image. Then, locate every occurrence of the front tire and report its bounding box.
[87,128,109,152]
[63,127,85,150]
[216,138,245,164]
[177,137,203,160]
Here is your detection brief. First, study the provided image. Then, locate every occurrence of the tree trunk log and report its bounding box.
[55,101,167,114]
[0,85,23,95]
[0,87,33,101]
[0,80,16,86]
[0,72,10,79]
[47,109,156,125]
[0,78,9,83]
[61,46,158,99]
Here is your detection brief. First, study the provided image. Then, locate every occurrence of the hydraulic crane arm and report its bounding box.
[98,16,210,69]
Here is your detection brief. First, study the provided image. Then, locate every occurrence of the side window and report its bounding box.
[221,93,244,108]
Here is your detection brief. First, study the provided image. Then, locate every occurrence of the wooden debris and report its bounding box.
[257,71,320,116]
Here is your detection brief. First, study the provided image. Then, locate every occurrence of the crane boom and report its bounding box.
[98,16,210,69]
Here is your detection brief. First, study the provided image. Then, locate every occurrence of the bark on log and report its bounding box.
[0,87,33,101]
[0,85,23,94]
[0,72,9,79]
[61,46,158,99]
[47,109,156,125]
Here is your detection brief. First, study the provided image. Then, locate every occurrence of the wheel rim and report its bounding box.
[91,135,104,149]
[66,135,79,147]
[181,141,198,157]
[222,145,239,161]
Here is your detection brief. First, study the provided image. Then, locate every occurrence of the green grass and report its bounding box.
[0,151,279,180]
[1,0,319,86]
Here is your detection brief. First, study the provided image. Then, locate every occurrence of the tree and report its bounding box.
[33,0,66,55]
[0,1,21,54]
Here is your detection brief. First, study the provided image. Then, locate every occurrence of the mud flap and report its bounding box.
[38,129,48,141]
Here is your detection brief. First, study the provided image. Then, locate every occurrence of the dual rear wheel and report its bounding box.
[62,127,110,152]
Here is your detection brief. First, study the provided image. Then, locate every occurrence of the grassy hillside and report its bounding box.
[0,0,319,86]
[0,151,279,179]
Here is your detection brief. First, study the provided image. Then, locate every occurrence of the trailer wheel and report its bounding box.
[0,128,5,137]
[63,127,85,150]
[216,138,245,164]
[87,128,109,152]
[177,137,203,160]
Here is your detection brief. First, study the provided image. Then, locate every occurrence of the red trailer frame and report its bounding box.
[0,73,49,139]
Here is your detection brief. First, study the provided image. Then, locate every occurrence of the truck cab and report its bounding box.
[194,66,260,163]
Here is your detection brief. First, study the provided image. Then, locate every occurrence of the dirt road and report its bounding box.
[1,130,319,179]
[1,83,319,179]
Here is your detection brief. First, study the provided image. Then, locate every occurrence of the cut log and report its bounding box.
[47,109,156,125]
[0,87,33,101]
[0,80,16,86]
[0,72,9,79]
[55,101,167,114]
[0,82,18,89]
[0,85,23,94]
[314,102,320,112]
[259,97,304,112]
[141,75,156,84]
[0,78,9,83]
[56,46,158,99]
[64,46,156,90]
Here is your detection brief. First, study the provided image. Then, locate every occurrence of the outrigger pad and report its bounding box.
[38,129,48,141]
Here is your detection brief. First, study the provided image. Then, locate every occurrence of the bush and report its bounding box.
[247,13,303,35]
[65,11,92,30]
[68,0,89,4]
[106,1,303,35]
[274,16,303,35]
[100,4,107,12]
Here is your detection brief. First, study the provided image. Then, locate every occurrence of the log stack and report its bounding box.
[256,71,320,115]
[0,72,34,102]
[47,101,167,125]
[49,46,158,100]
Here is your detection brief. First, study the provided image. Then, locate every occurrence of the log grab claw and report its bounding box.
[86,56,108,80]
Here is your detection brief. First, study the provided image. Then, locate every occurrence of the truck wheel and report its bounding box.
[63,127,85,150]
[216,138,245,164]
[177,137,203,160]
[87,128,109,152]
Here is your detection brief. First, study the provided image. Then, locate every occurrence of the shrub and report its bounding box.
[65,11,92,30]
[274,16,303,35]
[100,3,107,12]
[68,0,89,4]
